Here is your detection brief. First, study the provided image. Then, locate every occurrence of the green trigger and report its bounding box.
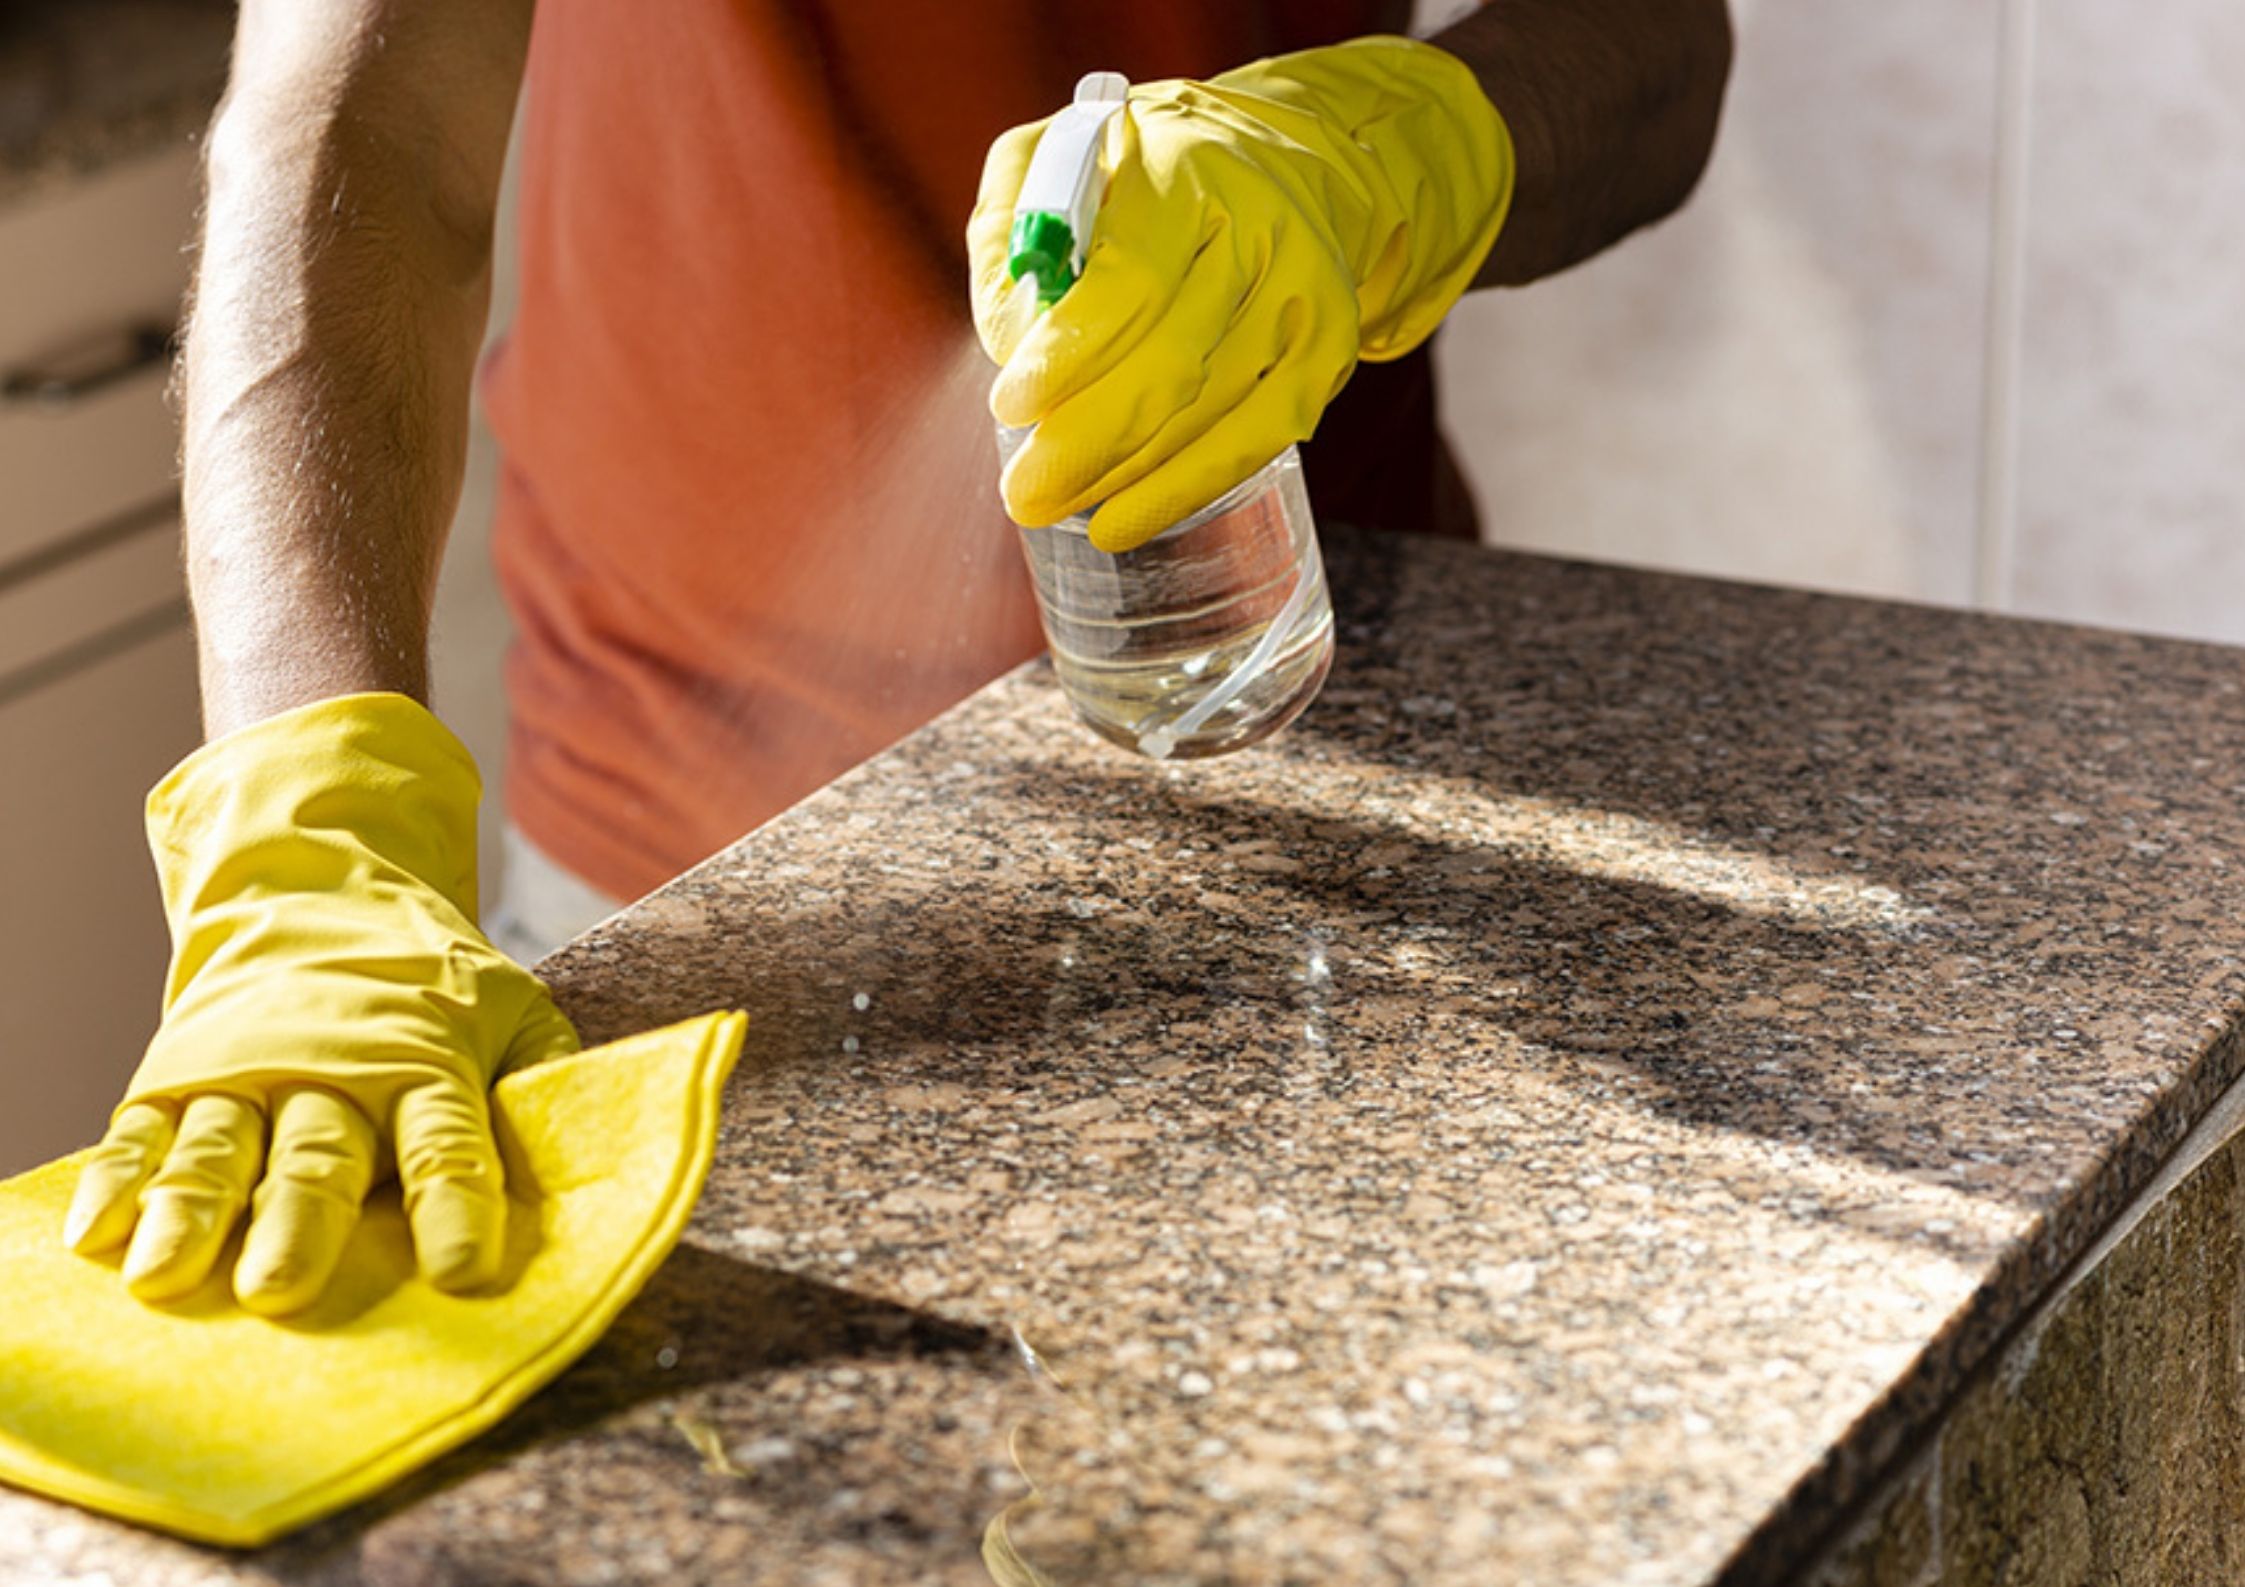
[1006,211,1077,305]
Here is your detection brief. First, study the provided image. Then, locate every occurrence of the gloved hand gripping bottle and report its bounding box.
[996,74,1335,762]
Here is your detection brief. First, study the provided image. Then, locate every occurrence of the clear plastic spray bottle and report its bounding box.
[998,73,1335,761]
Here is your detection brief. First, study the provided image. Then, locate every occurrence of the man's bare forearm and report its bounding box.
[182,0,530,738]
[1431,0,1733,287]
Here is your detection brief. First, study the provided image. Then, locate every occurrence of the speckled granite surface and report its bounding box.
[1810,1075,2245,1585]
[0,0,228,208]
[8,530,2245,1584]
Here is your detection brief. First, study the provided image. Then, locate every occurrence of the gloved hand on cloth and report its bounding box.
[967,36,1515,553]
[9,692,745,1546]
[63,692,579,1316]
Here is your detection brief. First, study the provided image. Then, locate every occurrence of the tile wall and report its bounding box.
[2008,1,2245,642]
[1432,0,2245,648]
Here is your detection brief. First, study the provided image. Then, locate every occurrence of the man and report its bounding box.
[63,2,1731,1314]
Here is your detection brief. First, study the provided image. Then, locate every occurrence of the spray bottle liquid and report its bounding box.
[998,73,1335,762]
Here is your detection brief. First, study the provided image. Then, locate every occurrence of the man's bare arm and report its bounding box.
[183,0,530,738]
[1431,0,1734,287]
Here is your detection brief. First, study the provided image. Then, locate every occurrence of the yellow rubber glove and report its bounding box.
[968,36,1514,553]
[62,693,579,1316]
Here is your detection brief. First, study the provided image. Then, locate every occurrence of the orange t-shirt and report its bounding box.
[483,1,1470,902]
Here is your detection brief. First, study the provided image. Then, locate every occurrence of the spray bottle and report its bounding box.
[998,73,1335,762]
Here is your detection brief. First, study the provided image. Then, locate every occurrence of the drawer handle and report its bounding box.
[2,322,176,410]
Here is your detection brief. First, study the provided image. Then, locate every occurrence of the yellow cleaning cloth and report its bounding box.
[0,1009,746,1548]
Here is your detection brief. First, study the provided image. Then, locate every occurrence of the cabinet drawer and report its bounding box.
[0,505,185,684]
[0,616,200,1176]
[0,146,197,569]
[0,389,181,570]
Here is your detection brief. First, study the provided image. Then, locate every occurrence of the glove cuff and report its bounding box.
[146,693,484,951]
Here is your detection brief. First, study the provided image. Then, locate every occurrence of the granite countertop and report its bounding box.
[0,0,230,208]
[9,530,2245,1584]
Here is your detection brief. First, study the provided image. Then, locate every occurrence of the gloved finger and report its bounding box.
[1005,218,1352,527]
[1085,313,1355,555]
[998,233,1255,526]
[968,117,1051,363]
[394,1079,506,1293]
[121,1093,264,1303]
[990,112,1206,426]
[980,275,1047,374]
[232,1086,378,1316]
[63,1100,177,1254]
[501,992,582,1077]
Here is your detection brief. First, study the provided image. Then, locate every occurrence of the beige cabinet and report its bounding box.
[0,621,199,1174]
[0,147,196,566]
[0,146,202,1174]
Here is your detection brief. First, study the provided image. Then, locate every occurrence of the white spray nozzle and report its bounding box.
[1008,72,1129,301]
